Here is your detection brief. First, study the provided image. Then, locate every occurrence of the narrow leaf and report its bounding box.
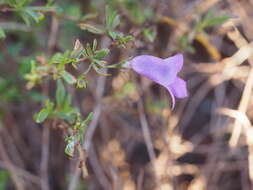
[0,28,6,39]
[79,23,104,34]
[56,80,65,106]
[61,71,77,84]
[112,15,120,29]
[143,29,155,42]
[84,112,93,122]
[35,108,49,123]
[77,77,87,88]
[65,136,75,157]
[92,39,97,51]
[23,8,44,23]
[205,15,230,27]
[94,48,110,59]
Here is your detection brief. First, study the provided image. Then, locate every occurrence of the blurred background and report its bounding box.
[1,0,253,189]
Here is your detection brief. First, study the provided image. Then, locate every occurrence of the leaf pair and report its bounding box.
[35,99,54,123]
[196,9,230,33]
[64,112,93,157]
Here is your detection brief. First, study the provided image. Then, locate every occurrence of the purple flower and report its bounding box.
[126,54,187,108]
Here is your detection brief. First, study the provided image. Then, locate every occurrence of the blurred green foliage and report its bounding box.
[0,0,231,159]
[178,9,230,53]
[0,0,100,157]
[118,0,154,24]
[196,9,230,34]
[1,0,230,159]
[0,170,9,190]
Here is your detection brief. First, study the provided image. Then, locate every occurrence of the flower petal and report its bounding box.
[129,55,178,86]
[128,54,187,109]
[164,53,183,73]
[168,77,188,98]
[165,86,176,109]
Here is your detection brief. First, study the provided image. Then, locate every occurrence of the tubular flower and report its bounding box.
[126,54,187,108]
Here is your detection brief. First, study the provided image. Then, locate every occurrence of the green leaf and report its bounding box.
[108,31,121,39]
[77,77,87,88]
[45,99,54,110]
[56,80,65,106]
[123,0,145,24]
[94,48,110,59]
[61,71,77,84]
[5,0,18,7]
[79,23,104,34]
[57,51,71,70]
[71,49,83,59]
[0,170,9,190]
[204,9,214,21]
[28,91,45,102]
[92,39,97,51]
[18,0,32,7]
[105,5,113,29]
[46,0,54,6]
[105,5,120,30]
[0,28,6,39]
[49,53,63,65]
[19,7,45,25]
[19,11,31,26]
[178,35,195,53]
[63,3,81,18]
[71,40,83,58]
[84,112,93,122]
[54,108,78,122]
[85,43,93,57]
[35,108,49,123]
[64,94,72,108]
[65,136,75,157]
[197,9,230,31]
[112,14,120,29]
[118,35,133,46]
[143,29,155,43]
[204,15,230,27]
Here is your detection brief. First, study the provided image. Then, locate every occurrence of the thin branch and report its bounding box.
[47,17,59,55]
[83,70,107,151]
[67,165,81,190]
[0,161,41,185]
[0,138,25,190]
[88,144,112,189]
[137,100,156,162]
[229,55,253,147]
[69,37,110,190]
[40,124,50,190]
